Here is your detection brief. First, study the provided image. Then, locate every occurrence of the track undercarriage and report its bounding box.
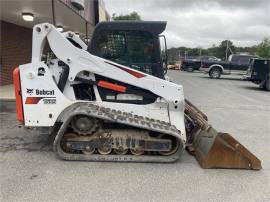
[53,103,185,162]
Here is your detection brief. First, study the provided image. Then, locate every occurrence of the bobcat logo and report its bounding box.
[26,88,34,95]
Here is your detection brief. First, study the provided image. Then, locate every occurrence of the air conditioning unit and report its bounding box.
[71,0,85,10]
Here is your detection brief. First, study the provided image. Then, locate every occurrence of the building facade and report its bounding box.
[0,0,109,86]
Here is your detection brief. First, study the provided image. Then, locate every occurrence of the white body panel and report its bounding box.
[19,23,186,141]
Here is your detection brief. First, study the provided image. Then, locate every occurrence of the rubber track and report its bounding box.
[53,102,185,162]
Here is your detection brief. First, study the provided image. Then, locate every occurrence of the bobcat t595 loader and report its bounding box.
[13,22,261,169]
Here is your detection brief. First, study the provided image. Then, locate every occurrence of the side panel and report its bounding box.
[19,62,72,126]
[18,62,173,128]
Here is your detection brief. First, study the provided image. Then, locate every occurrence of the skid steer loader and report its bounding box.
[13,22,261,169]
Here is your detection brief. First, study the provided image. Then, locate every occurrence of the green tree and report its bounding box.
[217,40,236,60]
[112,11,141,21]
[256,37,270,58]
[167,39,269,63]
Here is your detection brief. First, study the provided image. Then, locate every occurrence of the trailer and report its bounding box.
[246,58,270,91]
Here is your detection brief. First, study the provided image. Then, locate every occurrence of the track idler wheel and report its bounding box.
[98,145,112,155]
[82,146,95,155]
[130,148,144,155]
[114,147,128,155]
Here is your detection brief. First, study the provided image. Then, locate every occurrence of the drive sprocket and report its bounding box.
[71,115,100,135]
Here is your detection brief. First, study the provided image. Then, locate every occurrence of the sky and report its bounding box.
[103,0,270,48]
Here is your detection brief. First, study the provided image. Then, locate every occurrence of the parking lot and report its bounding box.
[0,70,269,202]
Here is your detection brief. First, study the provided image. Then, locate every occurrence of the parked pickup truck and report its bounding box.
[200,54,258,78]
[246,58,270,91]
[181,56,220,72]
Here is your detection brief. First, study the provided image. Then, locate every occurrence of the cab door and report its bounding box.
[230,56,251,75]
[89,29,164,79]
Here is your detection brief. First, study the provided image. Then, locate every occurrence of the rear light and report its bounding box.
[13,67,24,123]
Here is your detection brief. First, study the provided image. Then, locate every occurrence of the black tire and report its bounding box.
[187,66,194,72]
[263,77,270,92]
[209,67,221,79]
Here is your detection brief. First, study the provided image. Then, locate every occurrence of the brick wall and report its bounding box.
[0,21,32,86]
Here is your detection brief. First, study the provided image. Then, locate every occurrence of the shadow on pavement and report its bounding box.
[0,103,54,153]
[198,76,246,81]
[0,100,16,113]
[241,85,265,92]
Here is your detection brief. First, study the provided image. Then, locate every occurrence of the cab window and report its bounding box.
[238,56,251,65]
[95,30,156,76]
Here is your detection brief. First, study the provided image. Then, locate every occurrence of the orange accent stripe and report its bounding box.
[97,81,126,93]
[13,67,24,123]
[118,66,146,78]
[25,97,43,104]
[105,61,146,78]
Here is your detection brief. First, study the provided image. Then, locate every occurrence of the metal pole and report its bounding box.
[52,0,56,26]
[85,22,89,43]
[225,40,228,61]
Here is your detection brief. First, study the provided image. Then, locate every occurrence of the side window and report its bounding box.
[126,31,155,64]
[95,30,156,76]
[230,55,239,63]
[239,56,251,65]
[126,31,155,75]
[96,31,128,65]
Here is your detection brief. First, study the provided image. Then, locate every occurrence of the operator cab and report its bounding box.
[88,21,168,79]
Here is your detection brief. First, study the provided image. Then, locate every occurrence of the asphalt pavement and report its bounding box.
[1,70,269,202]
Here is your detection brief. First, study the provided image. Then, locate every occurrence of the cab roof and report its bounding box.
[94,21,167,35]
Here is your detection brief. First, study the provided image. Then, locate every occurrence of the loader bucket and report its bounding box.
[191,127,262,170]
